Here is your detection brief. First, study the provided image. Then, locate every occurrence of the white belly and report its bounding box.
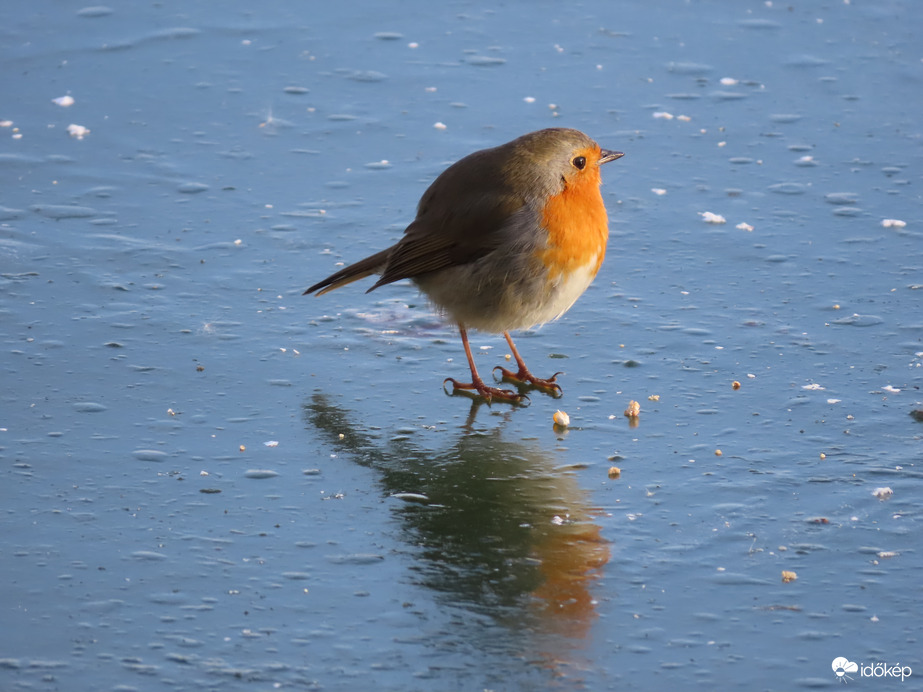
[521,258,599,328]
[415,254,601,334]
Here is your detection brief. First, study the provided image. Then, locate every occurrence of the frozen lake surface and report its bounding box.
[2,1,921,690]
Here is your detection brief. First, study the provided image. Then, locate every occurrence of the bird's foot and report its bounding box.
[444,377,529,406]
[493,366,564,398]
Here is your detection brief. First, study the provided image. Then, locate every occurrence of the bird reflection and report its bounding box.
[303,392,610,679]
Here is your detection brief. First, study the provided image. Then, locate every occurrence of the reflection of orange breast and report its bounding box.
[537,170,609,281]
[531,522,610,637]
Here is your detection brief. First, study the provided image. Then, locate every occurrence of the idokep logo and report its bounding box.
[832,658,859,682]
[832,657,913,683]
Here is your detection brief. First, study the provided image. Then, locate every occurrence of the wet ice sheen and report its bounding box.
[1,1,921,691]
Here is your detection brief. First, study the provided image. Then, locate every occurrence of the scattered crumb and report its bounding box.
[624,400,641,418]
[67,123,90,139]
[433,122,447,130]
[553,410,570,427]
[677,114,691,122]
[820,452,826,460]
[736,222,754,231]
[720,77,739,86]
[52,95,75,107]
[732,380,741,390]
[781,570,798,583]
[715,449,722,457]
[653,111,674,120]
[700,211,726,224]
[881,218,906,228]
[648,394,660,401]
[872,487,893,500]
[877,550,899,559]
[608,466,621,479]
[651,188,667,196]
[239,445,246,452]
[264,440,279,447]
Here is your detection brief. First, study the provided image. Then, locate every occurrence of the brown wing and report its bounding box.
[369,146,528,290]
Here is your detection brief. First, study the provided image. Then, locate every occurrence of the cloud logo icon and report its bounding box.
[832,657,859,680]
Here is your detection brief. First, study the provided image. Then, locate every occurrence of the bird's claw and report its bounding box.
[443,377,529,406]
[493,366,564,398]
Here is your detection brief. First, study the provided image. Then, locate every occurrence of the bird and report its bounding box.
[304,127,623,404]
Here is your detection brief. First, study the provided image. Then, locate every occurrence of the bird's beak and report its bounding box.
[599,149,625,165]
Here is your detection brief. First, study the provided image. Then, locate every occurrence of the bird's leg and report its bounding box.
[444,323,525,404]
[494,331,563,396]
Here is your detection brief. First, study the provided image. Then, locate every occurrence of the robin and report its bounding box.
[304,128,623,403]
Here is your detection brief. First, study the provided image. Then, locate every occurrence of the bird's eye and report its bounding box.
[572,156,586,170]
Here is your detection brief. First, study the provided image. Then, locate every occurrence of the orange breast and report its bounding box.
[537,164,609,280]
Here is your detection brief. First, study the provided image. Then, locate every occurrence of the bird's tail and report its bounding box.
[303,248,392,296]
